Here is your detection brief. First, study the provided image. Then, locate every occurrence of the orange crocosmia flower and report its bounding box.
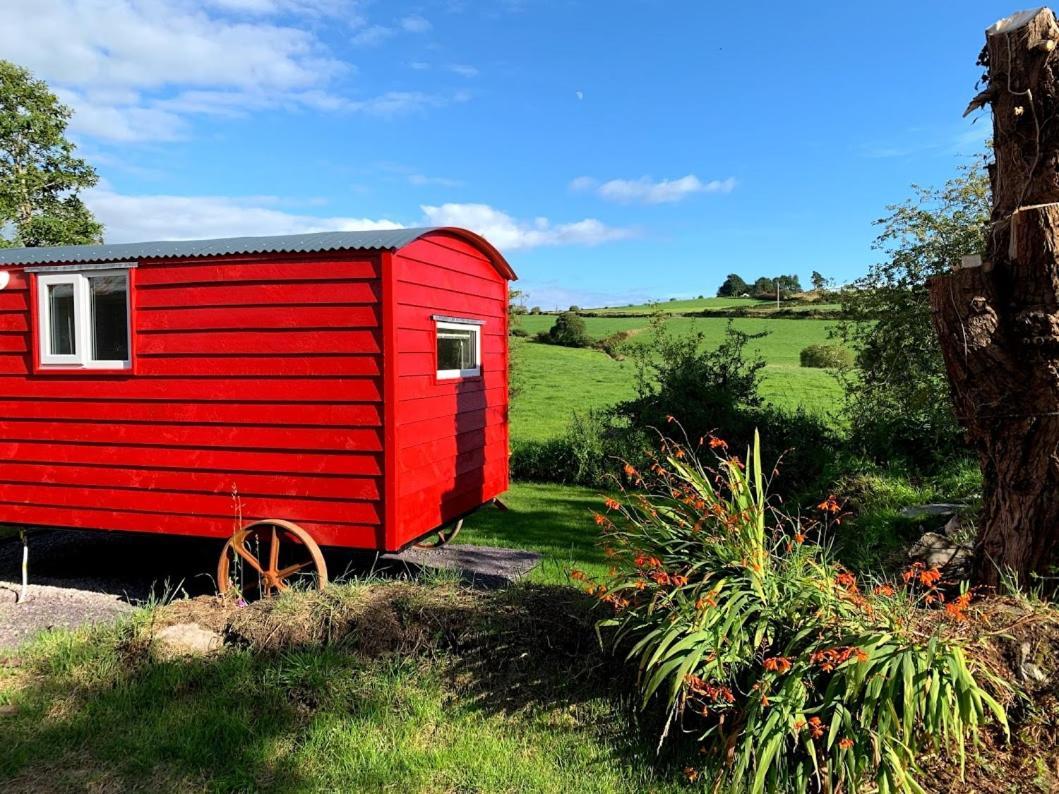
[729,456,745,470]
[603,546,616,558]
[623,463,638,478]
[817,495,841,514]
[695,595,716,610]
[793,532,806,544]
[709,437,728,449]
[918,567,942,587]
[948,592,970,622]
[675,448,686,459]
[683,767,700,783]
[874,584,896,597]
[838,737,854,750]
[603,497,621,511]
[672,574,689,586]
[593,513,608,527]
[633,579,647,590]
[807,716,826,739]
[570,569,588,581]
[835,572,858,591]
[760,694,769,707]
[792,719,806,731]
[763,656,793,674]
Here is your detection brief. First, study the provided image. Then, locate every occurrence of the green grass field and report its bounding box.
[511,315,845,444]
[569,296,842,316]
[585,296,758,313]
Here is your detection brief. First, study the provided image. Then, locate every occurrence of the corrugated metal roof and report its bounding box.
[0,227,439,266]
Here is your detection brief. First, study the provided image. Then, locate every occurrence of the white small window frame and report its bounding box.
[35,268,132,371]
[435,318,482,380]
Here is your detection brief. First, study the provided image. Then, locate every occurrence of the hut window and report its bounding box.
[36,269,131,370]
[435,319,481,379]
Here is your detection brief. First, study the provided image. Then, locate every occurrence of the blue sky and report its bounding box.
[1,0,998,307]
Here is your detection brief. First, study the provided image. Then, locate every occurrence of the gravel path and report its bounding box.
[0,528,223,652]
[0,527,540,653]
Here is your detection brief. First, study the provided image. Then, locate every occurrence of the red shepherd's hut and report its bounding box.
[0,227,515,594]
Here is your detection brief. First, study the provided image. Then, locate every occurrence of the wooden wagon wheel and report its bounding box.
[414,518,464,549]
[217,519,328,599]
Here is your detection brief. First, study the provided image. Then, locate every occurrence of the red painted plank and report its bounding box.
[138,281,379,308]
[138,329,381,356]
[0,335,28,353]
[0,313,28,332]
[0,481,381,524]
[0,462,381,500]
[136,260,378,286]
[0,294,28,312]
[0,503,380,547]
[138,305,378,331]
[0,355,29,375]
[0,399,381,427]
[136,355,380,377]
[395,304,502,332]
[397,371,504,399]
[0,441,382,476]
[0,377,381,402]
[0,420,383,452]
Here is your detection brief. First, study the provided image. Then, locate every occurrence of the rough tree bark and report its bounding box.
[929,8,1059,587]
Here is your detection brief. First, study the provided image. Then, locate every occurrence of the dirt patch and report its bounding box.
[0,583,132,652]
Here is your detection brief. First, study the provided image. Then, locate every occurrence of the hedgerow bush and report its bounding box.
[539,311,590,347]
[584,431,1007,793]
[799,343,853,369]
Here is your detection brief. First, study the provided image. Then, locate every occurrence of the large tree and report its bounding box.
[0,60,102,247]
[929,8,1059,587]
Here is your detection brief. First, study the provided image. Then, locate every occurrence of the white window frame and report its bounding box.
[35,268,132,371]
[435,318,482,380]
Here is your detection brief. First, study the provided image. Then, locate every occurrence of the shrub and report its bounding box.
[543,311,590,348]
[588,433,1007,793]
[510,327,530,338]
[594,330,631,359]
[799,344,853,369]
[510,411,622,486]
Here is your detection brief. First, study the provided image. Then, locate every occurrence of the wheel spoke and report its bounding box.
[276,560,312,579]
[269,526,281,574]
[232,541,264,574]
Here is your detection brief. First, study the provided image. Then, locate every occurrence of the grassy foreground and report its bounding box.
[0,582,684,793]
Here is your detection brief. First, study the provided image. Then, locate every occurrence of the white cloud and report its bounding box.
[572,174,736,204]
[448,64,479,77]
[421,203,635,250]
[351,24,394,46]
[408,174,465,188]
[84,188,636,253]
[86,187,403,242]
[0,0,452,142]
[400,14,432,32]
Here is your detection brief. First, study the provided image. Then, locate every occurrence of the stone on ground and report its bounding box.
[152,622,224,659]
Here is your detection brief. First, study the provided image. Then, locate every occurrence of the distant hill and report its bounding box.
[572,295,842,319]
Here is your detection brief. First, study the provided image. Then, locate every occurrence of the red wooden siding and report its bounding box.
[389,233,510,548]
[0,252,385,549]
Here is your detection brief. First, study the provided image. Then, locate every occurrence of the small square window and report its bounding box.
[36,269,131,370]
[435,319,481,379]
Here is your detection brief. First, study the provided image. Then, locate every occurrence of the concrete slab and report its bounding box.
[899,503,969,519]
[379,544,541,587]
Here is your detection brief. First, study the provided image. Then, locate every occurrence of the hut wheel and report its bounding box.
[217,519,328,599]
[414,518,464,549]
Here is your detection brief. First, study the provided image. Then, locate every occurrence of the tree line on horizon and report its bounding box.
[716,271,831,299]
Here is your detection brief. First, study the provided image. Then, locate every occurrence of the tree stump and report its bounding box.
[928,8,1059,586]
